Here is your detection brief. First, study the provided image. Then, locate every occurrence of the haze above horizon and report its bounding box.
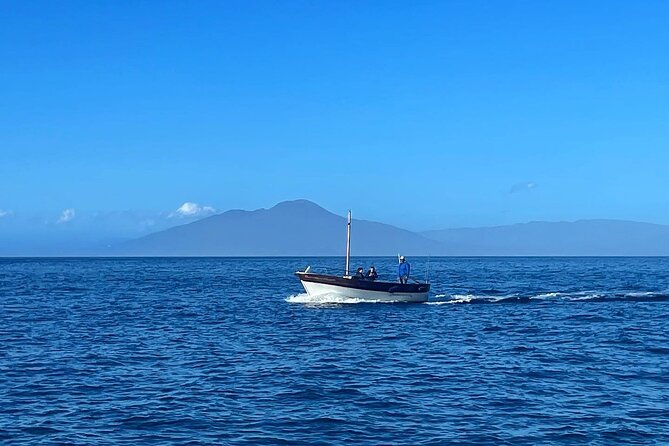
[2,1,669,238]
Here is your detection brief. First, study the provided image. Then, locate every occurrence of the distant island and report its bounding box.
[113,199,669,256]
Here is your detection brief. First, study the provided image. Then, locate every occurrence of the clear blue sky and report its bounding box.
[2,0,668,231]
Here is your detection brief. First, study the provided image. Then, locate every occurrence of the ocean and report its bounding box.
[1,257,668,445]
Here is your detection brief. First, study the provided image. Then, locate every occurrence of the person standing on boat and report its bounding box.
[398,256,410,284]
[366,266,378,281]
[354,267,365,279]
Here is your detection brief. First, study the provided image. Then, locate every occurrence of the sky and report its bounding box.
[1,0,669,244]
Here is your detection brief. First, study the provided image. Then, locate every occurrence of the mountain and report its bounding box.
[114,200,669,256]
[423,220,669,256]
[116,200,443,256]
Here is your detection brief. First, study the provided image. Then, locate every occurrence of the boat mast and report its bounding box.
[345,210,351,276]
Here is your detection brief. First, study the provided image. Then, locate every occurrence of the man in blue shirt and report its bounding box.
[398,256,410,284]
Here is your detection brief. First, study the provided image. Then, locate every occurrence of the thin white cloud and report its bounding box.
[0,209,13,218]
[509,182,537,194]
[57,208,76,223]
[169,202,216,218]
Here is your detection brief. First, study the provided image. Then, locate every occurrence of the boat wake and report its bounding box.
[427,290,669,305]
[287,290,669,306]
[286,293,407,305]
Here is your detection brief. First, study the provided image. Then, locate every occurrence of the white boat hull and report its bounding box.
[299,279,428,303]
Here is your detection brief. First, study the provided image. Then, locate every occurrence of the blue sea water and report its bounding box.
[1,257,668,445]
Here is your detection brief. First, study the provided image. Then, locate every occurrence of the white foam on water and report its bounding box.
[531,292,564,300]
[285,293,397,305]
[625,291,655,297]
[566,293,606,301]
[449,294,481,303]
[289,289,669,307]
[424,293,472,304]
[624,290,668,298]
[426,293,455,304]
[426,294,505,304]
[425,300,459,305]
[428,291,590,304]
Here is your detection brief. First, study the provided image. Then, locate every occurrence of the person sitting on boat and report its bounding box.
[354,267,365,279]
[398,256,410,284]
[366,266,378,281]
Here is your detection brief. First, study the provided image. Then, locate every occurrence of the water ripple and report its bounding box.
[1,257,668,445]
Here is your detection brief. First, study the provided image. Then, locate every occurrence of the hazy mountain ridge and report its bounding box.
[117,200,443,256]
[115,200,669,256]
[423,219,669,256]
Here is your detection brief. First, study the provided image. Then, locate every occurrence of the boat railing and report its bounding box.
[296,264,430,284]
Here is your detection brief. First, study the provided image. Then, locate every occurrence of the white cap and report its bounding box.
[399,255,405,260]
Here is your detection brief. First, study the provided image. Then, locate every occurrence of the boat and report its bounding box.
[295,210,430,302]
